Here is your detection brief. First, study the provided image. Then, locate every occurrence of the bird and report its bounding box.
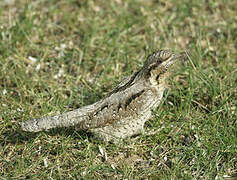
[21,50,187,142]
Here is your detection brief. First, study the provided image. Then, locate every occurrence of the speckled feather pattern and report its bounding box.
[21,50,186,142]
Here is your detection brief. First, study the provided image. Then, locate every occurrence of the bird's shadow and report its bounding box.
[1,124,95,145]
[2,87,111,145]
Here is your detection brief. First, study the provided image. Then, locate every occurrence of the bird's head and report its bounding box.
[141,50,187,86]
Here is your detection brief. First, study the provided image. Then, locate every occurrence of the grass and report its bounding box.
[0,0,236,179]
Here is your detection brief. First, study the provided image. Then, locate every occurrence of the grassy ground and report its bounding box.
[0,0,236,179]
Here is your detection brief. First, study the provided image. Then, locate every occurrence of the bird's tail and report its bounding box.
[21,106,92,132]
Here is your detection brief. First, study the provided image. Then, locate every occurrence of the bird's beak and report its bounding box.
[163,52,187,70]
